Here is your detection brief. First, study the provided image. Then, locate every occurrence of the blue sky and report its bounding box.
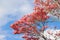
[0,0,60,40]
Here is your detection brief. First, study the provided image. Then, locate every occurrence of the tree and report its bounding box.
[11,0,60,40]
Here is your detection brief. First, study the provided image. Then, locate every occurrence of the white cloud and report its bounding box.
[0,8,7,14]
[19,4,33,14]
[0,35,6,40]
[44,29,60,40]
[0,0,33,27]
[20,5,31,12]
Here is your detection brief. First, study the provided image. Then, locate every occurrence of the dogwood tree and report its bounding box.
[11,0,60,40]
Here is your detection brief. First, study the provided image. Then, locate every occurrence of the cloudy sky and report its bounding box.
[0,0,60,40]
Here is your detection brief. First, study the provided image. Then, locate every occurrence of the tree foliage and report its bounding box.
[11,0,60,40]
